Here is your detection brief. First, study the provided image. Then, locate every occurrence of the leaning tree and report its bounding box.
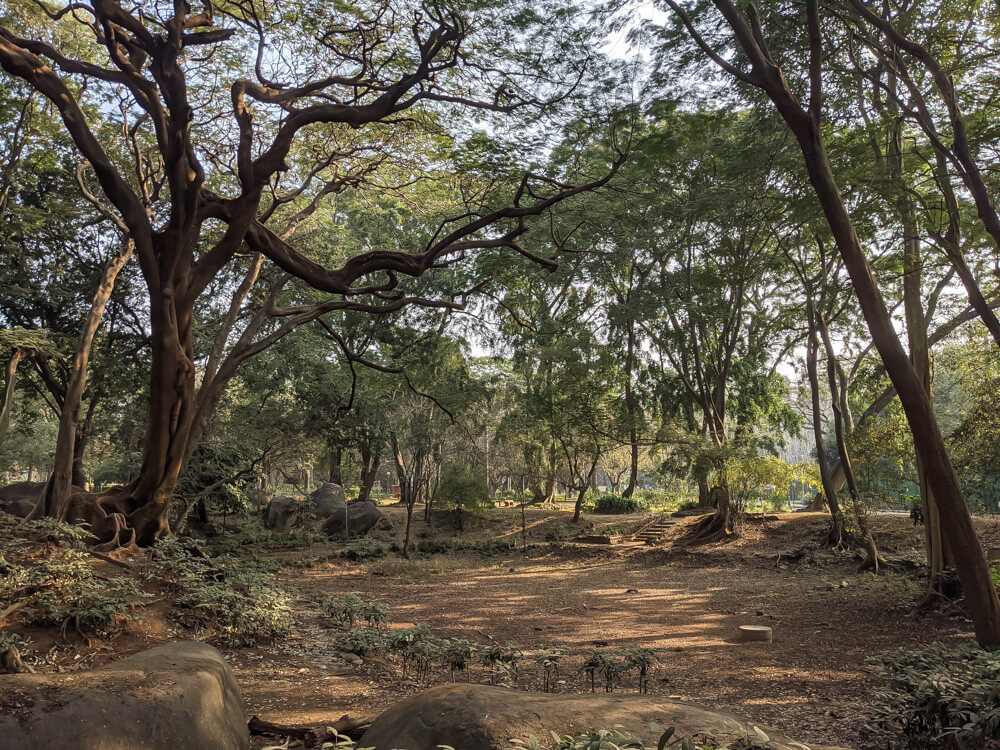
[0,0,619,548]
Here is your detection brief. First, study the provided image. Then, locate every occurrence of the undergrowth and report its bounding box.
[0,516,147,638]
[147,537,293,645]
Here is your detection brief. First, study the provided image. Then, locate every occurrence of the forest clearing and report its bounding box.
[4,0,1000,748]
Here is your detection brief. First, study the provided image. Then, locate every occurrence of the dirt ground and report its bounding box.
[9,506,999,749]
[233,507,992,749]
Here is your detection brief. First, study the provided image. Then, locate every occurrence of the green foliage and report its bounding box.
[868,642,1000,746]
[508,726,700,750]
[417,537,455,555]
[333,627,385,656]
[148,538,292,646]
[593,494,641,514]
[440,637,477,676]
[323,593,365,627]
[330,538,388,560]
[435,465,490,510]
[0,518,146,637]
[535,645,567,692]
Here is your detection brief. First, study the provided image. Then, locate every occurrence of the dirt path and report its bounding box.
[236,513,975,748]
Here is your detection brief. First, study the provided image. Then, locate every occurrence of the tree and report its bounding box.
[0,0,619,547]
[661,0,1000,646]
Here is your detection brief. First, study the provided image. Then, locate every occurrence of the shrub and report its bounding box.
[481,641,522,684]
[323,593,364,626]
[417,538,454,555]
[435,465,490,510]
[387,624,441,681]
[333,627,385,656]
[148,538,292,646]
[359,600,390,630]
[439,637,477,678]
[331,537,388,560]
[868,642,1000,747]
[508,726,699,750]
[593,494,641,514]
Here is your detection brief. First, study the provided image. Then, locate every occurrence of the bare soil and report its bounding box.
[10,506,1000,749]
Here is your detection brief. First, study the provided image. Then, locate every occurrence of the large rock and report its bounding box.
[0,480,44,506]
[2,497,35,518]
[360,684,847,750]
[0,641,249,750]
[322,500,383,537]
[309,482,347,517]
[264,495,302,532]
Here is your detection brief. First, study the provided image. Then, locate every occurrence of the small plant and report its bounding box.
[387,624,441,682]
[620,647,661,693]
[535,645,567,692]
[416,538,454,555]
[440,637,476,680]
[481,641,522,685]
[359,600,391,631]
[1,537,148,638]
[324,593,364,627]
[580,650,613,693]
[507,726,699,750]
[333,627,385,656]
[331,537,388,561]
[148,538,293,645]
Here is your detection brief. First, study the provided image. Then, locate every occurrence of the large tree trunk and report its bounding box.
[731,0,1000,644]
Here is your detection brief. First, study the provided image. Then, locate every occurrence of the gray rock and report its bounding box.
[0,641,249,750]
[264,495,302,532]
[309,482,347,517]
[360,684,848,750]
[322,500,382,537]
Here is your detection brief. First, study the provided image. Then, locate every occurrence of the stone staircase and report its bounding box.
[630,518,676,545]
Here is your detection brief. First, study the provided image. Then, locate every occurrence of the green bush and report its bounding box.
[333,627,385,656]
[593,494,641,514]
[331,537,388,560]
[435,465,490,510]
[417,538,454,555]
[148,538,293,645]
[868,642,1000,747]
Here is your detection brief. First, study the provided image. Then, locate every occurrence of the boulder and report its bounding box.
[359,684,847,750]
[0,641,249,750]
[0,480,44,507]
[309,482,347,517]
[2,497,35,518]
[265,495,302,532]
[322,500,383,537]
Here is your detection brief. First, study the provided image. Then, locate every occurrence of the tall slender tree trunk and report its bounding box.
[623,319,640,498]
[0,349,24,454]
[37,239,134,522]
[806,307,844,544]
[817,311,880,570]
[329,446,343,485]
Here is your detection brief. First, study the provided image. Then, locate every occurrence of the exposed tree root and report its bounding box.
[248,713,374,746]
[682,512,731,546]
